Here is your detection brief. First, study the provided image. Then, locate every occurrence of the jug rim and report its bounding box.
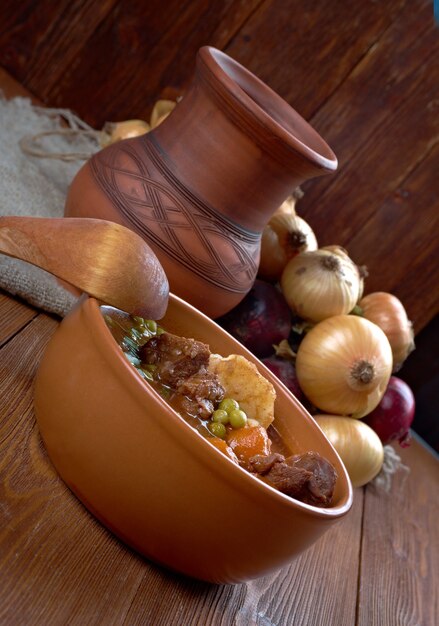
[197,46,337,173]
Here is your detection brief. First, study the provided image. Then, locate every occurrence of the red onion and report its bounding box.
[363,376,415,447]
[216,280,292,358]
[261,355,306,405]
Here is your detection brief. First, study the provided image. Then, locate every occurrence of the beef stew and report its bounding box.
[102,306,337,507]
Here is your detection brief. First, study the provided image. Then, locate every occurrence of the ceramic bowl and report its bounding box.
[34,295,353,584]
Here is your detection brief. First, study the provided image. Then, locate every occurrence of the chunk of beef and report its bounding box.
[287,452,338,507]
[178,394,215,420]
[140,333,211,387]
[140,332,225,421]
[249,451,337,507]
[248,453,286,475]
[176,371,225,419]
[259,461,313,496]
[177,371,225,404]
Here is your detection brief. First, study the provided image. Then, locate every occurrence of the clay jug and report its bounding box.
[65,46,337,318]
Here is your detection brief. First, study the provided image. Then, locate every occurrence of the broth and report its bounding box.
[102,306,337,507]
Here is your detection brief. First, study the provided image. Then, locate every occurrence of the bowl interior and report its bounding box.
[96,295,352,514]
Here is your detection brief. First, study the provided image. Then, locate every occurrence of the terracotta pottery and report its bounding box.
[34,295,352,584]
[65,46,337,318]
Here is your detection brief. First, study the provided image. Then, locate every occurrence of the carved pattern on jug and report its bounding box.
[90,139,259,293]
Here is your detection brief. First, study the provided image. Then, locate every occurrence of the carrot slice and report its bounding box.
[226,426,271,465]
[207,437,239,464]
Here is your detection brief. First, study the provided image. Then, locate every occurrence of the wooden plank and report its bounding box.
[298,0,438,239]
[0,291,37,347]
[21,1,118,97]
[124,491,364,625]
[0,66,39,101]
[225,0,406,119]
[347,144,439,333]
[8,0,264,128]
[0,314,149,625]
[300,0,435,205]
[0,0,117,98]
[291,0,439,332]
[358,438,439,626]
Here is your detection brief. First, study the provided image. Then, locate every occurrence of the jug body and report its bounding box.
[65,46,337,317]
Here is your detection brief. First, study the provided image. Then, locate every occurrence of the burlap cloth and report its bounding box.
[0,94,100,316]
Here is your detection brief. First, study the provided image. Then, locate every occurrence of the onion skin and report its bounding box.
[150,99,176,129]
[216,280,292,358]
[296,315,393,418]
[315,415,384,487]
[276,191,304,215]
[280,248,361,323]
[359,292,415,372]
[101,120,150,146]
[363,376,415,447]
[258,212,317,281]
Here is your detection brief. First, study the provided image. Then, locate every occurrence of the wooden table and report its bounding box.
[0,289,438,626]
[0,67,438,625]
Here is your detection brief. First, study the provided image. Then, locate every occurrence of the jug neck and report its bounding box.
[152,47,337,233]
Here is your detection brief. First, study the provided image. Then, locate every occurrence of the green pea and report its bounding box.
[229,409,248,429]
[208,422,227,439]
[138,367,154,381]
[130,327,144,342]
[133,315,146,326]
[145,319,158,333]
[218,398,239,413]
[212,409,229,424]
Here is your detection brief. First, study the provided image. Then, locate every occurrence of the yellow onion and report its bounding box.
[280,247,362,322]
[356,265,368,302]
[315,415,384,487]
[359,292,415,371]
[100,119,150,146]
[258,212,318,281]
[275,189,304,215]
[296,315,393,417]
[323,246,368,303]
[150,99,176,129]
[321,244,349,257]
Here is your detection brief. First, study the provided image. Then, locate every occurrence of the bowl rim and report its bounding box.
[80,295,353,519]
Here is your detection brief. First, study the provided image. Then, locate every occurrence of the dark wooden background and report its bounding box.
[1,0,438,333]
[1,0,438,445]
